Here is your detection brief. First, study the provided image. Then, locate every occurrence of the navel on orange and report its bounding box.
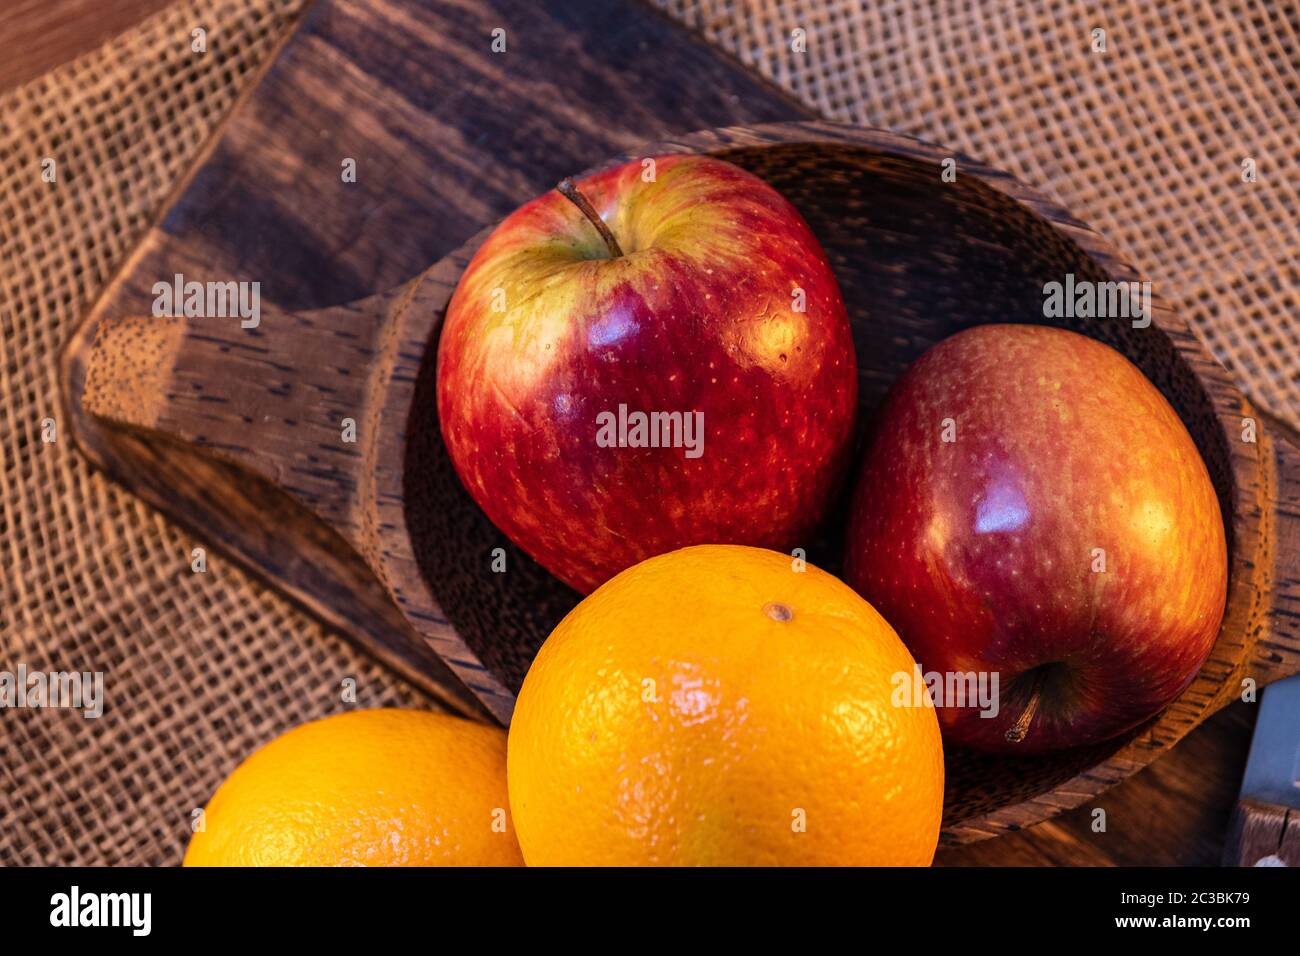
[184,709,523,866]
[507,544,944,865]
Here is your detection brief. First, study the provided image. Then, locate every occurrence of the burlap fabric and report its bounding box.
[1,0,1295,865]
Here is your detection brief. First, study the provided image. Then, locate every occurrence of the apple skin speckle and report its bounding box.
[437,155,856,594]
[844,324,1228,754]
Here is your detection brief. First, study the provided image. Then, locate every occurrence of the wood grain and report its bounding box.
[1223,798,1300,867]
[0,0,179,93]
[940,703,1256,866]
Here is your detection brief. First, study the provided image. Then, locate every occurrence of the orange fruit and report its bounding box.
[184,709,523,866]
[507,544,944,866]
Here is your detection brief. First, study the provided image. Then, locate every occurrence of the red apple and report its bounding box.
[437,155,857,593]
[844,324,1227,753]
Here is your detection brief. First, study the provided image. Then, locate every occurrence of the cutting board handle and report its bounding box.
[70,275,503,717]
[79,286,416,556]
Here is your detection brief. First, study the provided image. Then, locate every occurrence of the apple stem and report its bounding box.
[557,178,624,259]
[1005,672,1044,744]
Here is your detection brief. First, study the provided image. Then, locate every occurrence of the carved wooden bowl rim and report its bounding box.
[363,120,1265,844]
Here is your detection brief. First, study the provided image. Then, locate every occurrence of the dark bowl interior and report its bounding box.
[401,140,1234,828]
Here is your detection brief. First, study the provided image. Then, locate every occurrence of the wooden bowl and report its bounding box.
[74,121,1300,845]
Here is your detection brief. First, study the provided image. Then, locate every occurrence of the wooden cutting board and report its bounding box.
[63,0,810,715]
[60,0,1262,864]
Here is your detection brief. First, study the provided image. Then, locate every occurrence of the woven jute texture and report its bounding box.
[0,0,426,867]
[1,0,1296,865]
